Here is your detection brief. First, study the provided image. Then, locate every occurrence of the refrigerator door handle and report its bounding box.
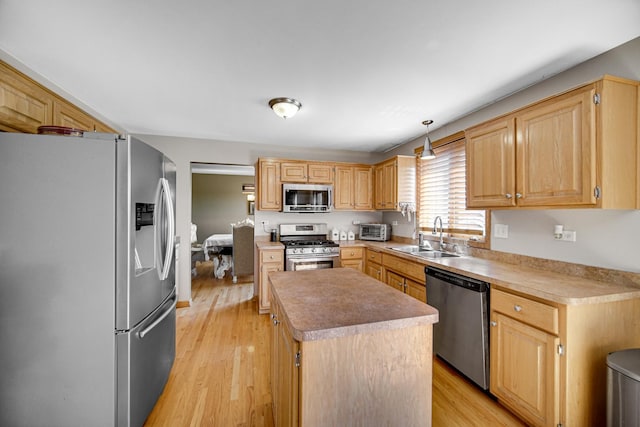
[154,177,175,280]
[138,296,177,339]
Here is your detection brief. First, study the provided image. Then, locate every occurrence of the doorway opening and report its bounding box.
[190,163,255,284]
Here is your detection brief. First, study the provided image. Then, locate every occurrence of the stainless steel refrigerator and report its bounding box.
[0,132,177,427]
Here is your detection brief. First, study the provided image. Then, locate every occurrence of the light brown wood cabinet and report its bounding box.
[466,76,639,209]
[270,299,299,427]
[490,288,560,426]
[339,247,364,272]
[52,100,113,132]
[256,159,282,211]
[381,253,426,303]
[269,270,435,427]
[373,155,416,210]
[490,286,640,426]
[0,62,53,133]
[364,248,384,282]
[334,164,373,210]
[280,161,333,183]
[257,247,284,314]
[0,61,116,134]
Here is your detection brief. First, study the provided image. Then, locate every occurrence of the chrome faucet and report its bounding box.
[433,216,444,250]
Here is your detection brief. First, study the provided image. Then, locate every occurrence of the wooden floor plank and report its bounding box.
[145,261,526,427]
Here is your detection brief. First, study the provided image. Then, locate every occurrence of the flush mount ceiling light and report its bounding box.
[420,119,436,160]
[269,97,302,119]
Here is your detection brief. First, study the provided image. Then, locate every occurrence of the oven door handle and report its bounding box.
[287,255,339,261]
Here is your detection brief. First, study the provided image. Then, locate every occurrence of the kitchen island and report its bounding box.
[268,267,438,427]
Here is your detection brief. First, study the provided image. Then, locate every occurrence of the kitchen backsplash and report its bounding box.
[254,210,383,239]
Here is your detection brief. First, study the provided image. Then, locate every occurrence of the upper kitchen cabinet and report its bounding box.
[0,62,53,133]
[334,164,373,210]
[466,75,639,209]
[0,61,117,134]
[374,155,416,210]
[280,161,333,183]
[52,100,114,132]
[257,158,282,211]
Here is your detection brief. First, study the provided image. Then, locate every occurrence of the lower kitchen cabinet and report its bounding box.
[271,300,299,427]
[382,253,427,303]
[257,247,284,314]
[405,278,427,303]
[364,248,384,281]
[386,270,427,303]
[490,288,560,426]
[490,286,640,426]
[269,271,435,427]
[339,246,364,272]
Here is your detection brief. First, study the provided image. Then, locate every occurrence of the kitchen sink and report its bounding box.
[390,246,460,258]
[414,250,460,258]
[390,245,429,254]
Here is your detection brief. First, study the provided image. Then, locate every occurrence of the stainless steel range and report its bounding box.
[279,223,340,271]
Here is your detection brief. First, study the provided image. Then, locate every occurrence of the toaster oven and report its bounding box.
[359,223,391,241]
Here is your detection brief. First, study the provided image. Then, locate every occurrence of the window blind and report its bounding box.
[417,137,485,236]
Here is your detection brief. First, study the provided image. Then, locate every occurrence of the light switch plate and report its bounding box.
[494,223,509,239]
[560,230,577,242]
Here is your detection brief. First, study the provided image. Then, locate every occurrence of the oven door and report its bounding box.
[286,255,339,271]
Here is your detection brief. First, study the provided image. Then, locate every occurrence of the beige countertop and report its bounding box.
[255,240,284,250]
[269,268,439,342]
[364,241,640,305]
[256,237,640,305]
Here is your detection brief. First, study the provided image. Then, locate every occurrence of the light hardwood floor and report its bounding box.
[145,262,525,427]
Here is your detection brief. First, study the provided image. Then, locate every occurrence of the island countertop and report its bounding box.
[268,267,439,342]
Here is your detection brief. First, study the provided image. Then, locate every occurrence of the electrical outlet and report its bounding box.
[262,220,269,226]
[560,230,577,242]
[391,220,398,226]
[494,224,509,239]
[352,220,361,225]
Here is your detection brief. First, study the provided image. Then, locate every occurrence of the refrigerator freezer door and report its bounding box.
[116,136,176,330]
[117,288,177,427]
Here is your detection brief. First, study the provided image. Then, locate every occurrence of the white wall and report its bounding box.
[255,210,383,239]
[491,209,640,273]
[386,37,640,273]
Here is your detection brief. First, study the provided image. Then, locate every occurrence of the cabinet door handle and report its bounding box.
[515,193,522,199]
[505,193,513,199]
[490,321,497,327]
[514,305,522,312]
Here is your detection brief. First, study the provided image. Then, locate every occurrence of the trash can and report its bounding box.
[607,348,640,427]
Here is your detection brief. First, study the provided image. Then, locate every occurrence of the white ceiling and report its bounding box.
[1,0,639,152]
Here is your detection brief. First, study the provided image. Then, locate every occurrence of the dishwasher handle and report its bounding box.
[425,267,489,293]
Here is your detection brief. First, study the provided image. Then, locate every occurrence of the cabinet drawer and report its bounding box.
[261,249,284,263]
[382,253,424,283]
[340,247,364,260]
[366,249,382,264]
[492,288,558,334]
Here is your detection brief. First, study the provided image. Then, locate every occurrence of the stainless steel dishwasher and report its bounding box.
[426,266,490,390]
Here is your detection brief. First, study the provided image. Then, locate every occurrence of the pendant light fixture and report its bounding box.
[269,97,302,119]
[420,119,436,160]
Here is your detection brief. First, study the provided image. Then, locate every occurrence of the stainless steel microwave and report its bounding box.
[282,184,333,213]
[359,223,392,241]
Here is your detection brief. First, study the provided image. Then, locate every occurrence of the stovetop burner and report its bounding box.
[283,239,338,248]
[279,223,341,260]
